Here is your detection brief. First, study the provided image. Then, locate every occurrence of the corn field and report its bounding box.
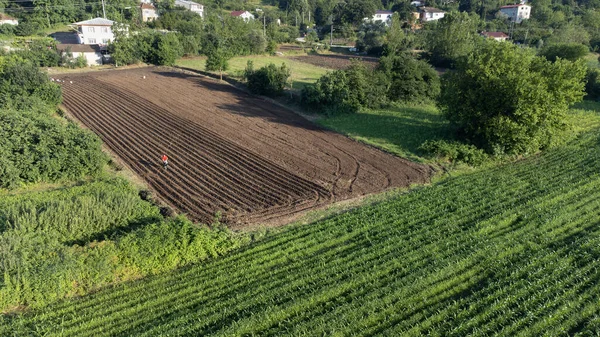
[2,130,600,335]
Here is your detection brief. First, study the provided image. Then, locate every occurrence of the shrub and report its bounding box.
[585,68,600,101]
[0,56,62,108]
[419,139,488,166]
[0,110,106,188]
[245,62,291,97]
[540,43,589,62]
[378,53,440,102]
[302,60,388,114]
[440,40,587,155]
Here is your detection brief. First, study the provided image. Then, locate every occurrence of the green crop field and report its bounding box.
[3,118,600,335]
[176,55,329,90]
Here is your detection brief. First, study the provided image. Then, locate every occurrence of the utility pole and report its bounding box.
[330,24,333,45]
[263,13,266,36]
[102,0,106,18]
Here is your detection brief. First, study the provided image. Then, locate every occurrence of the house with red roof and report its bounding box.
[481,31,509,42]
[231,10,254,22]
[0,13,18,25]
[140,3,158,22]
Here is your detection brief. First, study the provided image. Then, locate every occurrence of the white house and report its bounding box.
[58,44,104,66]
[481,31,509,41]
[174,0,204,17]
[231,10,254,21]
[0,13,18,25]
[499,4,531,23]
[419,7,445,22]
[140,3,159,22]
[370,10,393,24]
[410,1,424,6]
[73,18,115,45]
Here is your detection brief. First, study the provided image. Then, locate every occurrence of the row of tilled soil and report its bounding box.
[59,76,330,225]
[57,67,432,226]
[289,54,379,70]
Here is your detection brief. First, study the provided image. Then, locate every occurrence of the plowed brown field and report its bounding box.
[290,54,379,70]
[57,67,431,227]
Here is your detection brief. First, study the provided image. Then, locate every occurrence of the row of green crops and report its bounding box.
[0,178,246,312]
[3,129,600,335]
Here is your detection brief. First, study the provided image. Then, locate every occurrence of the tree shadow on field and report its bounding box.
[63,215,162,247]
[153,70,324,131]
[318,105,455,159]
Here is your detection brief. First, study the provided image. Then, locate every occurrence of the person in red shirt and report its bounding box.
[161,154,169,169]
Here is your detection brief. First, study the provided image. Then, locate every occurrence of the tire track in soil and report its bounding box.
[57,68,432,227]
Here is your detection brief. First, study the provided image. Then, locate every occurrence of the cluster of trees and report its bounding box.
[0,53,105,188]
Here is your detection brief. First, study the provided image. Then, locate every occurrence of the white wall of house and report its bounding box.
[141,8,159,21]
[421,10,445,22]
[499,5,531,23]
[74,19,115,45]
[0,19,18,25]
[371,12,393,23]
[175,0,204,17]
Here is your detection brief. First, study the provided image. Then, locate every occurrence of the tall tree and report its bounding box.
[425,11,480,68]
[440,40,587,155]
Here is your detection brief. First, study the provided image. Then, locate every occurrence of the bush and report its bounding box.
[378,53,440,102]
[585,68,600,101]
[0,109,106,188]
[302,61,386,114]
[540,43,589,62]
[14,22,40,36]
[245,62,291,97]
[419,139,488,166]
[440,40,587,155]
[0,181,247,310]
[0,56,62,108]
[0,23,15,36]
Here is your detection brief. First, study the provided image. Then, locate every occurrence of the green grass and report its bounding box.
[316,101,600,165]
[3,125,600,335]
[316,103,452,163]
[176,55,330,90]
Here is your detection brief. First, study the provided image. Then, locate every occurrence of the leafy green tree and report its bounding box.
[378,53,440,102]
[440,41,587,155]
[355,21,387,55]
[337,0,376,26]
[245,62,291,96]
[150,33,183,66]
[539,43,589,62]
[206,48,231,81]
[425,11,480,68]
[0,55,61,109]
[384,13,412,56]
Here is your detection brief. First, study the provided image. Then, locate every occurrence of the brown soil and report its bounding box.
[290,54,379,70]
[57,67,431,228]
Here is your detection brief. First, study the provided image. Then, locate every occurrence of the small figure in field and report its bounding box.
[161,154,169,169]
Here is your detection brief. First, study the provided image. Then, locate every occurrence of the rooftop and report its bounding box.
[140,3,156,9]
[231,10,249,16]
[481,31,509,38]
[0,13,17,20]
[421,7,445,13]
[500,4,530,8]
[57,44,103,53]
[175,0,203,6]
[73,17,115,26]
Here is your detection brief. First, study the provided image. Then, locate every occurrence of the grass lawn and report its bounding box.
[316,101,600,165]
[176,55,330,91]
[316,103,453,163]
